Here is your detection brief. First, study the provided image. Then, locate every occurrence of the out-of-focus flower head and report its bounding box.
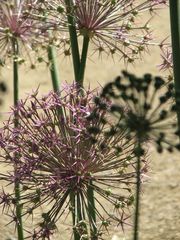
[29,0,71,58]
[0,0,47,65]
[95,71,180,153]
[0,83,147,239]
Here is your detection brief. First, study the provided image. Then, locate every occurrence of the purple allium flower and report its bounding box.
[31,0,168,61]
[0,0,44,64]
[0,83,147,239]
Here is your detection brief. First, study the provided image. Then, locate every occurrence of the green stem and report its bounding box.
[78,36,90,87]
[12,39,24,240]
[87,180,97,240]
[169,1,180,128]
[47,45,60,93]
[47,43,65,118]
[133,141,141,240]
[65,0,80,83]
[13,53,19,108]
[79,36,95,240]
[70,193,80,240]
[76,193,82,222]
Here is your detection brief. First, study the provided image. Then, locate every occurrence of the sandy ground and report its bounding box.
[0,6,180,240]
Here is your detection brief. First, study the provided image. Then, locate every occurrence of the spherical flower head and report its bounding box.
[33,0,168,61]
[72,0,167,61]
[98,71,179,153]
[0,0,44,64]
[28,0,70,58]
[0,83,147,239]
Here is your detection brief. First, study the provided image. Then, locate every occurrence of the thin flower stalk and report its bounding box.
[169,0,180,131]
[78,36,90,86]
[79,34,96,239]
[36,1,92,230]
[87,179,97,239]
[65,0,81,83]
[0,3,43,236]
[64,0,92,231]
[12,38,24,240]
[0,1,42,238]
[70,192,80,240]
[133,141,142,240]
[47,44,61,93]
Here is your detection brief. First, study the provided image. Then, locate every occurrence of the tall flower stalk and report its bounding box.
[64,2,94,237]
[78,36,90,86]
[47,44,61,93]
[0,1,44,238]
[133,141,142,240]
[12,38,24,240]
[169,1,180,129]
[65,0,81,84]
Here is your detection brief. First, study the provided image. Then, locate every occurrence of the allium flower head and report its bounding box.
[96,71,179,153]
[28,0,70,57]
[75,0,165,60]
[0,83,147,239]
[0,0,43,64]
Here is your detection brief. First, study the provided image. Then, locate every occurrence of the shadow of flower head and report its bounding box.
[97,71,179,153]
